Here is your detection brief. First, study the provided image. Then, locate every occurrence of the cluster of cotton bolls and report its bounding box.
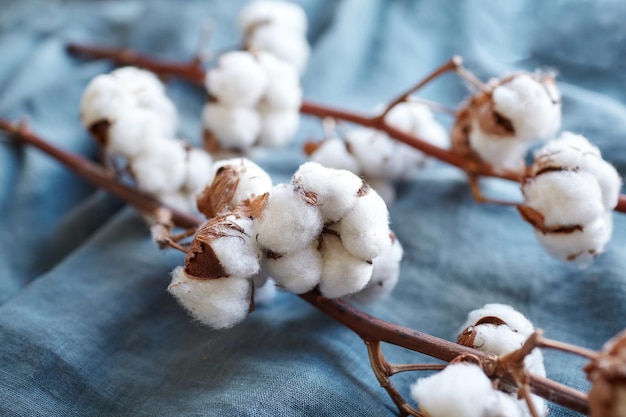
[518,132,622,268]
[411,304,546,417]
[168,160,403,329]
[307,101,449,203]
[238,0,310,74]
[80,66,214,214]
[202,49,302,152]
[451,72,562,171]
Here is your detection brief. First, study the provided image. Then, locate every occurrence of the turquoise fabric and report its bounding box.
[1,1,625,416]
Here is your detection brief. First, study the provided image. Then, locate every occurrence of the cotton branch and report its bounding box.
[64,42,626,214]
[0,120,590,415]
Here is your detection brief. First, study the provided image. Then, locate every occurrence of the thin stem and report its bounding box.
[537,337,600,361]
[0,122,591,415]
[388,363,447,375]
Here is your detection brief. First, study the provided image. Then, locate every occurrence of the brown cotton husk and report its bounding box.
[303,139,324,156]
[203,128,223,154]
[585,330,626,417]
[196,165,240,218]
[517,205,583,235]
[183,216,248,280]
[457,316,508,347]
[88,119,111,146]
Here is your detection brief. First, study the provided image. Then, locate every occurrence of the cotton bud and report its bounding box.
[206,51,269,107]
[451,72,561,170]
[291,162,363,222]
[202,102,261,150]
[168,266,251,329]
[411,363,509,417]
[307,138,361,174]
[519,132,621,267]
[265,243,322,294]
[130,139,187,195]
[254,183,324,254]
[458,303,546,379]
[318,232,373,298]
[349,233,403,304]
[196,157,272,217]
[585,329,626,417]
[238,0,308,36]
[338,184,392,260]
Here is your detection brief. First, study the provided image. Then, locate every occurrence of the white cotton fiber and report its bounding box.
[208,157,273,205]
[492,73,561,141]
[384,101,449,150]
[266,243,322,294]
[104,107,164,159]
[210,217,261,278]
[410,363,500,417]
[131,139,187,194]
[346,128,401,180]
[202,102,261,149]
[257,107,300,147]
[522,170,605,228]
[206,51,269,107]
[535,212,613,268]
[246,24,310,74]
[238,0,308,36]
[469,126,530,170]
[254,184,324,254]
[257,51,302,110]
[461,303,535,338]
[309,138,361,174]
[349,236,403,304]
[80,74,132,128]
[155,190,197,214]
[338,187,392,260]
[168,266,251,329]
[319,233,373,299]
[291,162,363,222]
[183,147,214,195]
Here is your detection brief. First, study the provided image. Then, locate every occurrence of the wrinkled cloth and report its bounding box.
[1,1,625,416]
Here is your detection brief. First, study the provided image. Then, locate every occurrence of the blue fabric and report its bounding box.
[1,1,625,416]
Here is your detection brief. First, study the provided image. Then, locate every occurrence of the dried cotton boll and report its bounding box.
[265,243,322,294]
[319,232,373,299]
[491,73,561,141]
[202,102,261,149]
[257,107,300,147]
[130,139,187,194]
[291,162,363,222]
[338,186,392,260]
[349,235,403,304]
[535,212,613,268]
[238,0,308,36]
[257,52,302,110]
[205,51,269,107]
[410,363,502,417]
[168,266,251,329]
[246,25,310,74]
[308,138,361,174]
[254,183,324,254]
[522,170,605,229]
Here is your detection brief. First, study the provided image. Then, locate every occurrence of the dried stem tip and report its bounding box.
[585,329,626,417]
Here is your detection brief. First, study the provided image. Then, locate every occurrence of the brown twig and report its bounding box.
[64,42,626,214]
[0,120,591,415]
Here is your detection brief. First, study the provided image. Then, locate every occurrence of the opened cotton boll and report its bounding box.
[265,243,322,294]
[345,128,404,180]
[253,183,324,254]
[196,157,272,217]
[384,101,449,151]
[246,25,310,74]
[318,232,373,299]
[207,217,261,278]
[257,107,300,147]
[349,234,403,304]
[410,363,505,417]
[181,147,214,196]
[257,51,302,110]
[130,139,188,195]
[338,185,392,260]
[291,162,363,222]
[168,266,251,329]
[238,0,308,37]
[80,74,133,128]
[206,51,269,107]
[307,138,361,174]
[102,107,166,159]
[202,102,261,150]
